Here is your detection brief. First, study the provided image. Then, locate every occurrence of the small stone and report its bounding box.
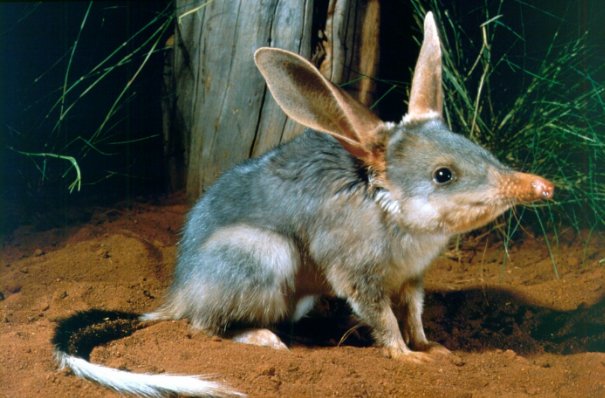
[96,248,110,258]
[34,248,44,257]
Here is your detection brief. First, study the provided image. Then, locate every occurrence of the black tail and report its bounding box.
[53,309,244,397]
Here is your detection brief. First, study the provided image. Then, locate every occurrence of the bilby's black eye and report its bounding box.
[433,167,454,185]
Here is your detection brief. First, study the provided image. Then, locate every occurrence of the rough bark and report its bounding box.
[164,0,380,199]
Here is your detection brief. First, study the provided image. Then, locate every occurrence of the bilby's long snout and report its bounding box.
[499,172,555,202]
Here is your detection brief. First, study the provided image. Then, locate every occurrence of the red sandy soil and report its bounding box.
[1,194,604,397]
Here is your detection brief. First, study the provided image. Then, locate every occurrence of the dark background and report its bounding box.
[1,1,603,232]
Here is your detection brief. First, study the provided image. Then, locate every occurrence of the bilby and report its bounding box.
[54,12,554,397]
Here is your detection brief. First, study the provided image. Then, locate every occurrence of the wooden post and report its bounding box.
[165,0,380,199]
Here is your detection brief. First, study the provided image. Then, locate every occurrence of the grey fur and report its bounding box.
[151,122,507,346]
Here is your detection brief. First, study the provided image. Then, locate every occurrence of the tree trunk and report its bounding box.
[164,0,380,200]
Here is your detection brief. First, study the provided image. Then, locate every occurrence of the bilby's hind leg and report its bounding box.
[145,224,300,335]
[232,328,288,350]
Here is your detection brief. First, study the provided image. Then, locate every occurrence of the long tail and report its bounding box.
[53,310,244,398]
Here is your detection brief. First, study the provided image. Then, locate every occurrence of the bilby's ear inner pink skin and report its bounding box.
[254,47,388,177]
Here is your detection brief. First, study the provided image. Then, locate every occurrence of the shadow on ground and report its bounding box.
[282,289,605,355]
[54,289,604,358]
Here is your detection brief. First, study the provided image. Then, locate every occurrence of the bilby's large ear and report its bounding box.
[406,12,443,121]
[254,47,386,172]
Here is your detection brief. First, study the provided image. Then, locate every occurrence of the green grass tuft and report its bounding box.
[9,2,174,194]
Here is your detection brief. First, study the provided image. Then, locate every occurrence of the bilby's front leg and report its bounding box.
[345,284,432,362]
[348,295,409,357]
[397,279,450,355]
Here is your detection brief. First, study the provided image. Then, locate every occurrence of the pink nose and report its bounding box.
[501,172,555,202]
